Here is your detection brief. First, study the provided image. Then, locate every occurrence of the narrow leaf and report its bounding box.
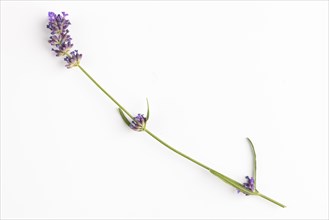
[146,98,150,121]
[118,108,131,127]
[246,137,257,189]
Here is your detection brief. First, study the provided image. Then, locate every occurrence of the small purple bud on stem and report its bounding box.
[130,114,147,131]
[238,176,255,195]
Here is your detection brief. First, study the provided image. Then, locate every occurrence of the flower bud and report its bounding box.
[130,114,147,131]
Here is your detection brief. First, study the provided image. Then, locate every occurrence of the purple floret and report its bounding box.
[130,114,147,131]
[64,50,82,68]
[238,176,255,195]
[243,176,255,192]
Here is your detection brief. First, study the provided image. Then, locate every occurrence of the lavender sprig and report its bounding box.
[47,12,285,208]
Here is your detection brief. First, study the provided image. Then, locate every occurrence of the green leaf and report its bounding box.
[210,169,257,195]
[246,137,257,189]
[146,98,150,121]
[118,108,131,127]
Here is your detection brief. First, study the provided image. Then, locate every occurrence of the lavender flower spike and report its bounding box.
[47,11,82,67]
[130,114,147,131]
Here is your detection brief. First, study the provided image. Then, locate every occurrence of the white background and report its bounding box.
[1,1,328,219]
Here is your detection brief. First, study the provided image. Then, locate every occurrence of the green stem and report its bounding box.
[144,128,211,171]
[75,65,285,208]
[78,65,212,172]
[77,65,134,120]
[258,193,286,208]
[78,65,211,171]
[144,130,286,208]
